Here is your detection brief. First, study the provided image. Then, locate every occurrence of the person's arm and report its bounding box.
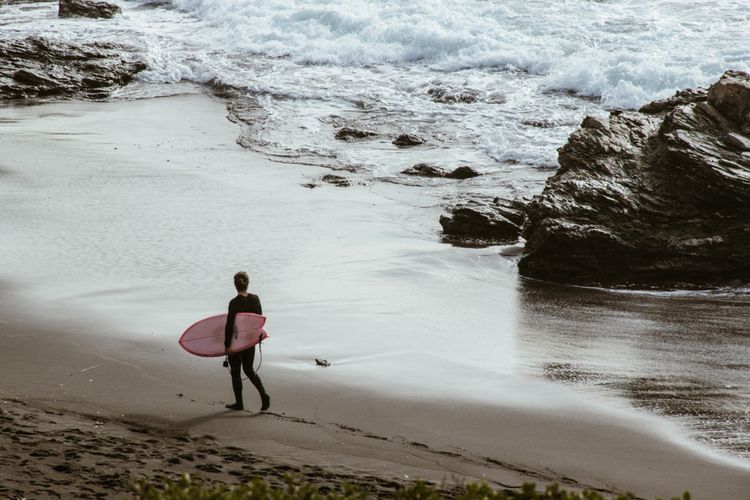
[256,296,262,316]
[224,299,236,350]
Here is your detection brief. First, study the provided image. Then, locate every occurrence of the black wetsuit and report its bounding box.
[224,294,267,408]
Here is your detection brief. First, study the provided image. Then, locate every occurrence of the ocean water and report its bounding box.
[3,0,749,176]
[2,0,749,461]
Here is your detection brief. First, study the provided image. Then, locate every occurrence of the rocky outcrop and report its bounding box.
[58,0,121,18]
[440,198,526,247]
[402,163,480,179]
[519,70,750,288]
[392,133,424,147]
[0,36,145,100]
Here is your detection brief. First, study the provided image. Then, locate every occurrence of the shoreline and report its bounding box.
[1,93,749,499]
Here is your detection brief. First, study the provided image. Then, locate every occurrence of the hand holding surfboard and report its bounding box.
[179,313,268,357]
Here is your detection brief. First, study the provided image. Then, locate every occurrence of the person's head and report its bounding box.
[234,271,249,293]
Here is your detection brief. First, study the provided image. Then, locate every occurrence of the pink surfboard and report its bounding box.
[179,313,268,357]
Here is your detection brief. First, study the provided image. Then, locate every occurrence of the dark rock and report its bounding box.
[315,358,331,367]
[401,163,446,177]
[58,0,121,18]
[401,163,480,179]
[334,127,377,142]
[440,198,526,247]
[708,70,750,132]
[392,133,424,147]
[639,88,708,114]
[519,70,750,288]
[321,174,350,187]
[445,166,480,179]
[0,36,145,100]
[427,87,479,104]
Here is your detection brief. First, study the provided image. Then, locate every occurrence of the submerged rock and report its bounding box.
[334,127,377,142]
[519,70,750,288]
[440,198,526,247]
[0,36,145,100]
[401,163,480,179]
[427,86,479,104]
[392,133,424,147]
[58,0,121,18]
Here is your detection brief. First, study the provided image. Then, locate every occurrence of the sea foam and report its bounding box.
[167,0,750,108]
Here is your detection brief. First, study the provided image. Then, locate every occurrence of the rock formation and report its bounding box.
[402,163,480,179]
[392,133,424,147]
[519,70,750,288]
[58,0,121,18]
[440,198,526,247]
[334,127,377,142]
[0,36,145,100]
[321,174,351,187]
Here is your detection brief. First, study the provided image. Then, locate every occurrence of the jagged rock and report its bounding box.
[58,0,121,18]
[321,174,350,187]
[334,127,377,142]
[440,198,526,247]
[519,70,750,288]
[0,36,145,100]
[392,133,424,147]
[402,163,446,177]
[402,164,481,179]
[639,88,708,114]
[427,87,479,104]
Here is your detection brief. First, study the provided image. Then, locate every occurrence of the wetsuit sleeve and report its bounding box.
[257,296,262,315]
[224,300,236,349]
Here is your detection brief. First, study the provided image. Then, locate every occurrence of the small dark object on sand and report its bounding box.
[315,358,331,367]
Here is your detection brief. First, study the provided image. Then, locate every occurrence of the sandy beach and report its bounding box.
[1,93,749,499]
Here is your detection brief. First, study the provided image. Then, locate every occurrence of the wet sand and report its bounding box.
[1,94,749,499]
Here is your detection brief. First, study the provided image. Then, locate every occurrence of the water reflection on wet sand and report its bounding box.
[517,280,750,458]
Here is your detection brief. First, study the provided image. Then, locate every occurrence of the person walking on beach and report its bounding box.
[224,271,270,412]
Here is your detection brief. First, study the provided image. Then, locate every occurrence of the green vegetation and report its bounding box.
[131,474,691,500]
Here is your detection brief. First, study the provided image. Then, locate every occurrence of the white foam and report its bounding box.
[165,0,750,108]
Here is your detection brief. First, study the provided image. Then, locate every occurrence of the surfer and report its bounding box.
[224,271,270,411]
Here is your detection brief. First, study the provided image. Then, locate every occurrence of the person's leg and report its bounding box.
[241,347,270,411]
[226,353,244,410]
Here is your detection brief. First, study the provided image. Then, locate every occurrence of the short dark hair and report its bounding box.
[234,271,249,292]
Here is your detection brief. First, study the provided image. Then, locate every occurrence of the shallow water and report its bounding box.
[517,281,750,457]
